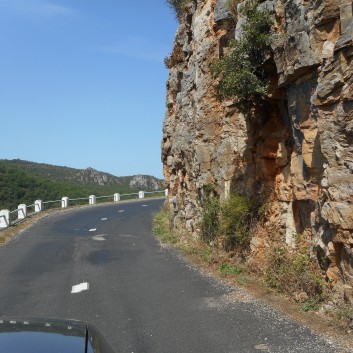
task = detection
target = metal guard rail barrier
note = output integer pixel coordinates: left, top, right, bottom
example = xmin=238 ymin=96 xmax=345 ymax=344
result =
xmin=0 ymin=189 xmax=168 ymax=230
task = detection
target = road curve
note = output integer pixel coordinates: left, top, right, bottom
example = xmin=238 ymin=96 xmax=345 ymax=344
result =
xmin=0 ymin=199 xmax=341 ymax=353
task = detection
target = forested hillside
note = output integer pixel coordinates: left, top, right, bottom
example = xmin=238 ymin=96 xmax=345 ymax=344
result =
xmin=0 ymin=160 xmax=164 ymax=210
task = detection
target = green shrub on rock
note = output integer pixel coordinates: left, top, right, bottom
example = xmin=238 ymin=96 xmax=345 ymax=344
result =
xmin=199 ymin=187 xmax=267 ymax=251
xmin=212 ymin=0 xmax=273 ymax=109
xmin=199 ymin=189 xmax=220 ymax=244
xmin=219 ymin=193 xmax=254 ymax=249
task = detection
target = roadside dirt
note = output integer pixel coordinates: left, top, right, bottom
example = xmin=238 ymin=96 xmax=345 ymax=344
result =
xmin=176 ymin=248 xmax=353 ymax=353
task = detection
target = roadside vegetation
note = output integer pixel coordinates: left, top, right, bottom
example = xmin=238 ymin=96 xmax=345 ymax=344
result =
xmin=153 ymin=192 xmax=353 ymax=330
xmin=211 ymin=0 xmax=273 ymax=111
xmin=199 ymin=187 xmax=268 ymax=252
xmin=264 ymin=245 xmax=325 ymax=310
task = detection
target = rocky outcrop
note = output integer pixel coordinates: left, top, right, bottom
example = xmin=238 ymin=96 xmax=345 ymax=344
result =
xmin=78 ymin=169 xmax=163 ymax=190
xmin=77 ymin=168 xmax=109 ymax=185
xmin=129 ymin=175 xmax=162 ymax=190
xmin=162 ymin=0 xmax=353 ymax=302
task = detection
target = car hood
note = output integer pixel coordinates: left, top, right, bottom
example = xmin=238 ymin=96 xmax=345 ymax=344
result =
xmin=0 ymin=318 xmax=115 ymax=353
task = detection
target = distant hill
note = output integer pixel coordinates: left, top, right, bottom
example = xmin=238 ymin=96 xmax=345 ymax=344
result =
xmin=0 ymin=159 xmax=165 ymax=210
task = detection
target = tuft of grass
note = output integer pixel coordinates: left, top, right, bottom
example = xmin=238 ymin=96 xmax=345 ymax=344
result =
xmin=264 ymin=245 xmax=325 ymax=304
xmin=219 ymin=262 xmax=242 ymax=276
xmin=236 ymin=274 xmax=251 ymax=285
xmin=200 ymin=246 xmax=213 ymax=263
xmin=179 ymin=242 xmax=198 ymax=255
xmin=153 ymin=206 xmax=179 ymax=244
xmin=199 ymin=186 xmax=220 ymax=244
xmin=300 ymin=297 xmax=322 ymax=312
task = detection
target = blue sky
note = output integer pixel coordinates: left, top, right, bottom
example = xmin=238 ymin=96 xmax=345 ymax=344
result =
xmin=0 ymin=0 xmax=178 ymax=178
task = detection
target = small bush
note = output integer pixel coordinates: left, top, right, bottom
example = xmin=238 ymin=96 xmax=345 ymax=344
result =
xmin=153 ymin=205 xmax=179 ymax=244
xmin=212 ymin=0 xmax=273 ymax=110
xmin=199 ymin=187 xmax=220 ymax=244
xmin=264 ymin=246 xmax=325 ymax=303
xmin=199 ymin=187 xmax=267 ymax=251
xmin=219 ymin=193 xmax=254 ymax=249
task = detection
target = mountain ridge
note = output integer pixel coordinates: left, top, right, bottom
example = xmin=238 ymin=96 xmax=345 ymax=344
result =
xmin=0 ymin=159 xmax=164 ymax=189
xmin=0 ymin=159 xmax=164 ymax=210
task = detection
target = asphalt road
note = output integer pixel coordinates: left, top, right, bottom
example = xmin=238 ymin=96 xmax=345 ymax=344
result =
xmin=0 ymin=199 xmax=342 ymax=352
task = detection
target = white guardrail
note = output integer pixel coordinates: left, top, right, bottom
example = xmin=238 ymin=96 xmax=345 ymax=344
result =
xmin=0 ymin=189 xmax=168 ymax=230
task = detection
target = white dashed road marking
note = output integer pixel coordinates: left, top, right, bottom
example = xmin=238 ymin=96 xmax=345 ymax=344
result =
xmin=101 ymin=218 xmax=108 ymax=221
xmin=92 ymin=235 xmax=106 ymax=241
xmin=118 ymin=210 xmax=125 ymax=213
xmin=89 ymin=228 xmax=97 ymax=232
xmin=71 ymin=282 xmax=89 ymax=294
xmin=141 ymin=205 xmax=148 ymax=207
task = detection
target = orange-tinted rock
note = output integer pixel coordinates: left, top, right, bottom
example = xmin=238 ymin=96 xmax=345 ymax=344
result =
xmin=162 ymin=0 xmax=353 ymax=303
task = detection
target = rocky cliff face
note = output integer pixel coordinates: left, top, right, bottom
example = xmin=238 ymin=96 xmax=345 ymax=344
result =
xmin=162 ymin=0 xmax=353 ymax=302
xmin=129 ymin=175 xmax=162 ymax=190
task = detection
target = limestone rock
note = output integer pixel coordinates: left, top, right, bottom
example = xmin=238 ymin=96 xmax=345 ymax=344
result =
xmin=214 ymin=0 xmax=232 ymax=23
xmin=129 ymin=175 xmax=162 ymax=191
xmin=162 ymin=0 xmax=353 ymax=304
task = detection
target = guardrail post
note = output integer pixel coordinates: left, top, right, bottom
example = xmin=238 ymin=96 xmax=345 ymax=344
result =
xmin=138 ymin=191 xmax=145 ymax=199
xmin=18 ymin=204 xmax=27 ymax=220
xmin=61 ymin=197 xmax=69 ymax=208
xmin=35 ymin=200 xmax=43 ymax=212
xmin=89 ymin=195 xmax=96 ymax=205
xmin=114 ymin=193 xmax=121 ymax=202
xmin=0 ymin=210 xmax=10 ymax=228
xmin=165 ymin=189 xmax=169 ymax=197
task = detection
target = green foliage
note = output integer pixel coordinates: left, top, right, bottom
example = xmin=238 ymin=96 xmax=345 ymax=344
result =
xmin=199 ymin=187 xmax=267 ymax=251
xmin=153 ymin=205 xmax=179 ymax=244
xmin=0 ymin=159 xmax=163 ymax=188
xmin=219 ymin=262 xmax=242 ymax=276
xmin=200 ymin=246 xmax=212 ymax=263
xmin=300 ymin=297 xmax=321 ymax=312
xmin=264 ymin=246 xmax=325 ymax=303
xmin=0 ymin=160 xmax=162 ymax=210
xmin=219 ymin=193 xmax=254 ymax=249
xmin=212 ymin=0 xmax=273 ymax=109
xmin=199 ymin=186 xmax=220 ymax=243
